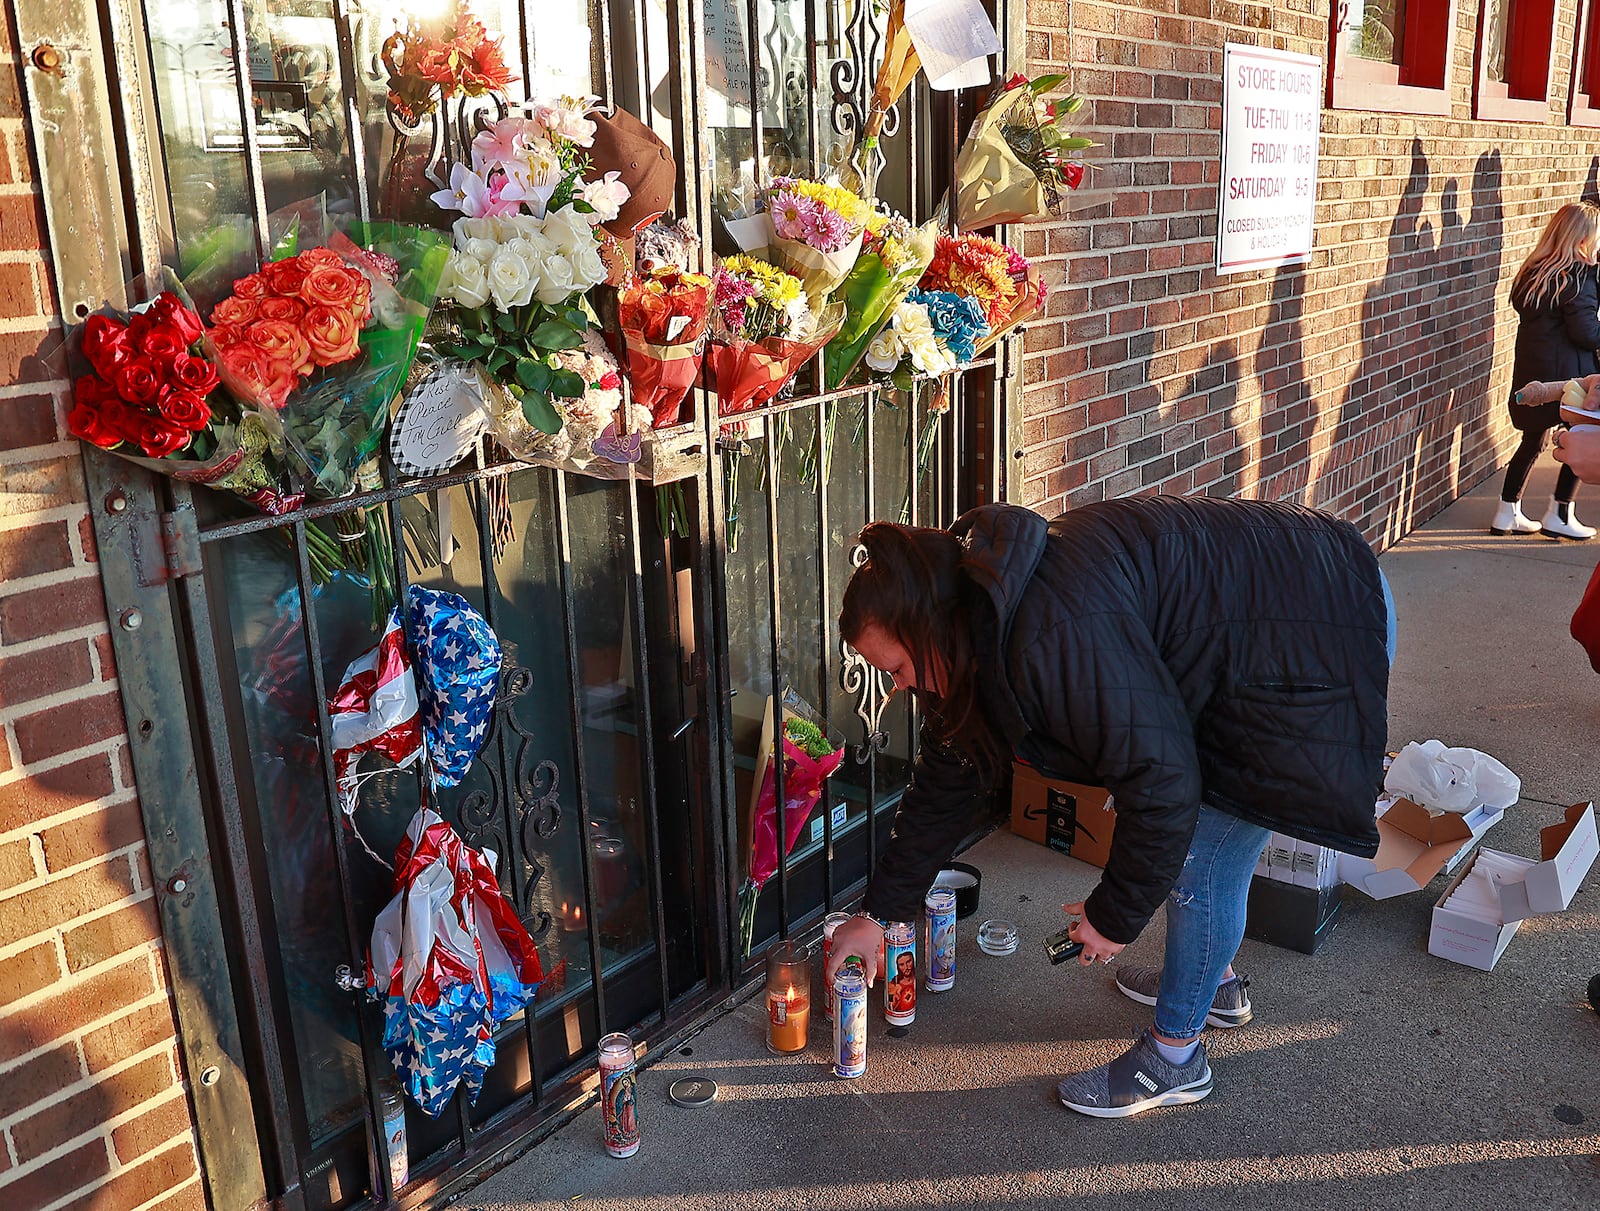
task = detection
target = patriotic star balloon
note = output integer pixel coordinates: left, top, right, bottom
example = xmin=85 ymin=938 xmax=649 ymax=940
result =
xmin=327 ymin=609 xmax=422 ymax=813
xmin=405 ymin=585 xmax=502 ymax=789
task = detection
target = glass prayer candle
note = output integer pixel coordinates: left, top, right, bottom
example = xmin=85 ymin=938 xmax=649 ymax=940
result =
xmin=764 ymin=940 xmax=811 ymax=1053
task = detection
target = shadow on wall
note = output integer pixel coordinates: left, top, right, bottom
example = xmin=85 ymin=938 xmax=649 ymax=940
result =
xmin=1284 ymin=138 xmax=1507 ymax=539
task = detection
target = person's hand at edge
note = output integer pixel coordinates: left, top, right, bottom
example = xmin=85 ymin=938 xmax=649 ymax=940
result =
xmin=1063 ymin=900 xmax=1126 ymax=968
xmin=823 ymin=915 xmax=886 ymax=988
xmin=1554 ymin=424 xmax=1600 ymax=483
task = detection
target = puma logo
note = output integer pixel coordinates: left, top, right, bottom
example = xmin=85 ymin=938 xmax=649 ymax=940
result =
xmin=1133 ymin=1070 xmax=1159 ymax=1093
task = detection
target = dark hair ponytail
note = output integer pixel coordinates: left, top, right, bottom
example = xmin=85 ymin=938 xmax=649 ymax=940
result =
xmin=840 ymin=522 xmax=1002 ymax=773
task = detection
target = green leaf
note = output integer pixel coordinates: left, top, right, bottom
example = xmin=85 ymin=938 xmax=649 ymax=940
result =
xmin=515 ymin=358 xmax=552 ymax=392
xmin=487 ymin=349 xmax=513 ymax=373
xmin=528 ymin=320 xmax=584 ymax=351
xmin=519 ymin=390 xmax=563 ymax=434
xmin=1028 ymin=73 xmax=1071 ymax=95
xmin=495 ymin=311 xmax=517 ymax=333
xmin=548 ymin=369 xmax=586 ymax=399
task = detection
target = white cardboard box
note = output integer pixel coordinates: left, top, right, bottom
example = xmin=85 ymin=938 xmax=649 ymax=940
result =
xmin=1340 ymin=798 xmax=1505 ymax=899
xmin=1427 ymin=803 xmax=1598 ymax=971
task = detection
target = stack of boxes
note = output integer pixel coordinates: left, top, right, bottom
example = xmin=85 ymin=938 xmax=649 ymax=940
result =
xmin=1246 ymin=833 xmax=1343 ymax=955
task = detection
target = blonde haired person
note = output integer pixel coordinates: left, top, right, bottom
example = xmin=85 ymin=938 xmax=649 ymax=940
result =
xmin=1498 ymin=200 xmax=1600 ymax=539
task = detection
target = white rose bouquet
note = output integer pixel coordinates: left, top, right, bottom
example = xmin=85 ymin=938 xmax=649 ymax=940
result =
xmin=430 ymin=101 xmax=628 ymax=434
xmin=863 ymin=297 xmax=960 ymax=385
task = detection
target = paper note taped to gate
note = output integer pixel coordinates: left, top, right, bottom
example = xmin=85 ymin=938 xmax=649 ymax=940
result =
xmin=904 ymin=0 xmax=1000 ymax=91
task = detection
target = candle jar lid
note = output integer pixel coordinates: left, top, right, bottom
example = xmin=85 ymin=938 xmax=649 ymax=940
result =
xmin=977 ymin=919 xmax=1019 ymax=956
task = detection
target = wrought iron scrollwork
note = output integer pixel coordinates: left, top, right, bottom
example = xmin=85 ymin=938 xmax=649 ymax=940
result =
xmin=454 ymin=662 xmax=562 ymax=940
xmin=839 ymin=543 xmax=893 ymax=763
xmin=829 ymin=0 xmax=901 ymax=143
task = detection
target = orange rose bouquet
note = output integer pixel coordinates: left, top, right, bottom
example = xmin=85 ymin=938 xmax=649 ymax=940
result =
xmin=206 ymin=221 xmax=450 ymax=498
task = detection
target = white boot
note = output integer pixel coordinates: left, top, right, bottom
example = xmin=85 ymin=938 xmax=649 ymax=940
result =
xmin=1540 ymin=498 xmax=1597 ymax=540
xmin=1490 ymin=500 xmax=1540 ymax=535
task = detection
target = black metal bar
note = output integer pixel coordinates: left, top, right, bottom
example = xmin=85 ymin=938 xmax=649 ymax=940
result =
xmin=328 ymin=0 xmax=372 ymax=225
xmin=746 ymin=0 xmax=765 ymax=178
xmin=289 ymin=521 xmax=400 ymax=1202
xmin=597 ymin=0 xmax=617 ymax=107
xmin=814 ymin=401 xmax=836 ymax=912
xmin=620 ymin=469 xmax=674 ymax=1021
xmin=861 ymin=394 xmax=878 ymax=875
xmin=761 ymin=424 xmax=789 ymax=939
xmin=168 ymin=487 xmax=306 ymax=1206
xmin=551 ymin=473 xmax=608 ymax=1036
xmin=222 ymin=0 xmax=270 ymax=253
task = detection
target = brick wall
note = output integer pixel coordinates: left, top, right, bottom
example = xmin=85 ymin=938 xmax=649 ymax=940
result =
xmin=1018 ymin=0 xmax=1595 ymax=546
xmin=0 ymin=16 xmax=202 ymax=1211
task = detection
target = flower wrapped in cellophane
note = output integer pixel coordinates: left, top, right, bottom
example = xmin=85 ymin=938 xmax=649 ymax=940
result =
xmin=822 ymin=210 xmax=938 ymax=389
xmin=955 ymin=73 xmax=1097 ymax=230
xmin=918 ymin=232 xmax=1046 ymax=357
xmin=727 ymin=177 xmax=873 ymax=302
xmin=616 ymin=268 xmax=714 ymax=429
xmin=205 ymin=222 xmax=451 ymax=499
xmin=708 ymin=255 xmax=846 ymax=418
xmin=862 ymin=287 xmax=991 ymax=387
xmin=66 ymin=281 xmax=302 ymax=514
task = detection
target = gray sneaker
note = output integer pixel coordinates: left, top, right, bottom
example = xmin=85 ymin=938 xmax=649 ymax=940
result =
xmin=1057 ymin=1030 xmax=1213 ymax=1117
xmin=1113 ymin=965 xmax=1253 ymax=1028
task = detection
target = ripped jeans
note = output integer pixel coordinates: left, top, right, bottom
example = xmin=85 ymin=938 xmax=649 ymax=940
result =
xmin=1153 ymin=805 xmax=1272 ymax=1040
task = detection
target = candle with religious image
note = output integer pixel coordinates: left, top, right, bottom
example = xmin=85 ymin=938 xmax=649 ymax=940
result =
xmin=820 ymin=911 xmax=852 ymax=1021
xmin=598 ymin=1032 xmax=640 ymax=1158
xmin=883 ymin=921 xmax=916 ymax=1026
xmin=925 ymin=888 xmax=956 ymax=991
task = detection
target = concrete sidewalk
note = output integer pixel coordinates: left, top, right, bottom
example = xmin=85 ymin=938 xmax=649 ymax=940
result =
xmin=464 ymin=465 xmax=1600 ymax=1211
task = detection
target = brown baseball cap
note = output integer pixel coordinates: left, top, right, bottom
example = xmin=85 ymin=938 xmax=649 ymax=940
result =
xmin=587 ymin=107 xmax=676 ymax=238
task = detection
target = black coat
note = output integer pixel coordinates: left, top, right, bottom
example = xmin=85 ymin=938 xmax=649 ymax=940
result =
xmin=1508 ymin=264 xmax=1600 ymax=433
xmin=861 ymin=497 xmax=1389 ymax=945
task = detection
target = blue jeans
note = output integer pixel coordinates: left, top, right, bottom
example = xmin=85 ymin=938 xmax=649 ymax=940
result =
xmin=1154 ymin=806 xmax=1271 ymax=1040
xmin=1154 ymin=571 xmax=1395 ymax=1040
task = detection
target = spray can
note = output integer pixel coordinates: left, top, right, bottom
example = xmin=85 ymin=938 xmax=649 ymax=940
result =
xmin=883 ymin=921 xmax=916 ymax=1026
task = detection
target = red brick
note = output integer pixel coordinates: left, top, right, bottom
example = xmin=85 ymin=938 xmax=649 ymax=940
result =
xmin=62 ymin=896 xmax=160 ymax=972
xmin=0 ymin=260 xmax=39 ymax=319
xmin=0 ymin=134 xmax=12 ymax=186
xmin=0 ymin=940 xmax=63 ymax=1007
xmin=0 ymin=638 xmax=95 ymax=705
xmin=111 ymin=1096 xmax=193 ymax=1165
xmin=2 ymin=958 xmax=155 ymax=1067
xmin=13 ymin=690 xmax=127 ymax=764
xmin=79 ymin=513 xmax=99 ymax=562
xmin=0 ymin=518 xmax=73 ymax=580
xmin=40 ymin=797 xmax=146 ymax=872
xmin=0 ymin=1042 xmax=83 ymax=1119
xmin=0 ymin=835 xmax=37 ymax=890
xmin=0 ymin=1141 xmax=110 ymax=1211
xmin=0 ymin=751 xmax=116 ymax=832
xmin=82 ymin=1001 xmax=176 ymax=1073
xmin=0 ymin=192 xmax=45 ymax=253
xmin=0 ymin=392 xmax=60 ymax=451
xmin=151 ymin=1181 xmax=207 ymax=1211
xmin=60 ymin=1142 xmax=196 ymax=1211
xmin=0 ymin=327 xmax=58 ymax=383
xmin=13 ymin=1052 xmax=173 ymax=1163
xmin=94 ymin=632 xmax=117 ymax=680
xmin=0 ymin=859 xmax=137 ymax=949
xmin=0 ymin=575 xmax=107 ymax=643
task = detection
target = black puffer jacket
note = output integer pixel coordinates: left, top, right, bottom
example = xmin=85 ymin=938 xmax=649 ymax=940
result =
xmin=861 ymin=497 xmax=1389 ymax=945
xmin=1508 ymin=264 xmax=1600 ymax=433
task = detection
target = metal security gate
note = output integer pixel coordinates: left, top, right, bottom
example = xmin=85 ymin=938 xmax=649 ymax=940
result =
xmin=18 ymin=0 xmax=1022 ymax=1207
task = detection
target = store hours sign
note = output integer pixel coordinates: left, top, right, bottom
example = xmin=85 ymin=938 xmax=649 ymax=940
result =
xmin=1215 ymin=44 xmax=1322 ymax=275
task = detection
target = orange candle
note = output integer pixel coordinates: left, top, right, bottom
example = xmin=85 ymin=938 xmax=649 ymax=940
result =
xmin=764 ymin=940 xmax=811 ymax=1053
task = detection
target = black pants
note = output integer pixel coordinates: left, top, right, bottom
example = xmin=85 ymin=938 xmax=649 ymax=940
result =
xmin=1502 ymin=425 xmax=1580 ymax=503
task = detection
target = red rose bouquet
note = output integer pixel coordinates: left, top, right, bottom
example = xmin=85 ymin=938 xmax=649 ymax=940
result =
xmin=616 ymin=269 xmax=713 ymax=428
xmin=67 ymin=288 xmax=301 ymax=514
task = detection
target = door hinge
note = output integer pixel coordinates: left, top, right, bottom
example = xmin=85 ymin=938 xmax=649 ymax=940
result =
xmin=132 ymin=506 xmax=203 ymax=586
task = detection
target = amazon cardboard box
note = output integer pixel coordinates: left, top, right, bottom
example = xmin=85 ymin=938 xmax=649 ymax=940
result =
xmin=1428 ymin=803 xmax=1598 ymax=971
xmin=1009 ymin=763 xmax=1116 ymax=868
xmin=1339 ymin=797 xmax=1505 ymax=900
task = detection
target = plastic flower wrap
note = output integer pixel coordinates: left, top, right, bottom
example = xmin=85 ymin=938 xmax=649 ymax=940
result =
xmin=955 ymin=73 xmax=1097 ymax=230
xmin=726 ymin=177 xmax=873 ymax=301
xmin=822 ymin=210 xmax=938 ymax=389
xmin=918 ymin=232 xmax=1046 ymax=356
xmin=736 ymin=689 xmax=845 ymax=956
xmin=708 ymin=255 xmax=846 ymax=417
xmin=66 ymin=282 xmax=301 ymax=514
xmin=207 ymin=224 xmax=451 ymax=499
xmin=616 ymin=268 xmax=713 ymax=429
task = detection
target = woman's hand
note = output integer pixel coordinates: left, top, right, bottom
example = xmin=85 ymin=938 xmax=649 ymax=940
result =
xmin=1063 ymin=900 xmax=1126 ymax=968
xmin=1554 ymin=425 xmax=1600 ymax=483
xmin=823 ymin=915 xmax=886 ymax=987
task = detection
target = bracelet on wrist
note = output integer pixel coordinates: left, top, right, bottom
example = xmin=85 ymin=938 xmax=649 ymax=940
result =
xmin=854 ymin=911 xmax=889 ymax=931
